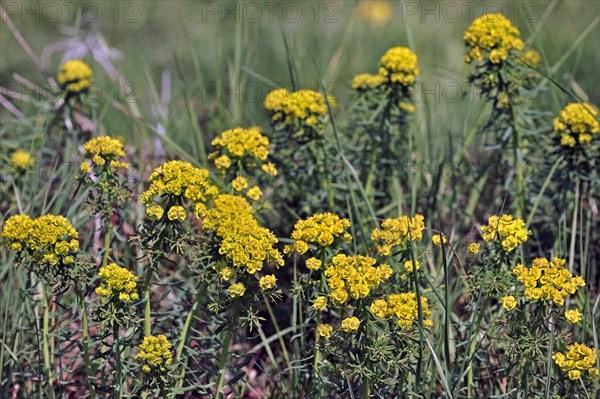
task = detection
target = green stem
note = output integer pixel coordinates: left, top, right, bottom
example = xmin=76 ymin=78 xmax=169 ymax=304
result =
xmin=143 ymin=266 xmax=153 ymax=336
xmin=77 ymin=287 xmax=97 ymax=399
xmin=216 ymin=303 xmax=241 ymax=398
xmin=510 ymin=103 xmax=525 ymax=218
xmin=42 ymin=284 xmax=56 ymax=399
xmin=175 ymin=287 xmax=205 ymax=388
xmin=113 ymin=323 xmax=123 ymax=399
xmin=102 ymin=224 xmax=111 ymax=268
xmin=568 ymin=180 xmax=579 ymax=273
xmin=264 ymin=298 xmax=291 ymax=368
xmin=215 ymin=328 xmax=233 ymax=399
xmin=545 ymin=316 xmax=554 ymax=399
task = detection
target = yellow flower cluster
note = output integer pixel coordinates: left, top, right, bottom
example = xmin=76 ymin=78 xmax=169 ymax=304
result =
xmin=517 ymin=49 xmax=541 ymax=67
xmin=135 ymin=334 xmax=173 ymax=373
xmin=501 ymin=295 xmax=517 ymax=311
xmin=95 ymin=263 xmax=139 ymax=302
xmin=553 ymin=343 xmax=599 ymax=381
xmin=341 ymin=317 xmax=361 ymax=332
xmin=565 ymin=309 xmax=582 ymax=324
xmin=324 ymin=254 xmax=393 ymax=304
xmin=317 ymin=323 xmax=333 ymax=339
xmin=57 ymin=59 xmax=93 ymax=93
xmin=378 ymin=47 xmax=420 ymax=86
xmin=352 ymin=73 xmax=386 ymax=91
xmin=141 ymin=161 xmax=218 ymax=221
xmin=228 ymin=282 xmax=246 ymax=298
xmin=259 ymin=274 xmax=277 ymax=291
xmin=552 ymin=103 xmax=599 ymax=147
xmin=312 ymin=296 xmax=328 ymax=311
xmin=11 ymin=150 xmax=34 ymax=171
xmin=513 ymin=257 xmax=586 ymax=306
xmin=463 ymin=13 xmax=524 ymax=64
xmin=209 ymin=127 xmax=276 ymax=173
xmin=2 ymin=214 xmax=79 ymax=265
xmin=480 ymin=214 xmax=529 ymax=253
xmin=370 ymin=292 xmax=433 ymax=328
xmin=286 ymin=213 xmax=352 ymax=255
xmin=371 ymin=214 xmax=425 ymax=256
xmin=432 ymin=234 xmax=447 ymax=247
xmin=263 ymin=88 xmax=331 ymax=128
xmin=203 ymin=194 xmax=284 ymax=274
xmin=467 ymin=242 xmax=480 ymax=255
xmin=81 ymin=136 xmax=129 ymax=170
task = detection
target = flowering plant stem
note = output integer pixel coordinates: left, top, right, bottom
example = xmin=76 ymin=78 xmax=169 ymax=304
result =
xmin=175 ymin=284 xmax=206 ymax=388
xmin=510 ymin=103 xmax=526 ymax=219
xmin=143 ymin=266 xmax=153 ymax=336
xmin=41 ymin=283 xmax=56 ymax=399
xmin=215 ymin=304 xmax=240 ymax=399
xmin=545 ymin=316 xmax=554 ymax=398
xmin=76 ymin=286 xmax=97 ymax=399
xmin=113 ymin=323 xmax=123 ymax=399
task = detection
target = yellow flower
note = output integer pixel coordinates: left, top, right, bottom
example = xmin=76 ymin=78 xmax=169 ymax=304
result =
xmin=167 ymin=206 xmax=187 ymax=221
xmin=211 ymin=127 xmax=271 ymax=161
xmin=80 ymin=162 xmax=91 ymax=173
xmin=398 ymin=102 xmax=416 ymax=114
xmin=341 ymin=317 xmax=361 ymax=333
xmin=371 ymin=214 xmax=424 ymax=255
xmin=2 ymin=214 xmax=79 ymax=266
xmin=513 ymin=257 xmax=585 ymax=305
xmin=553 ymin=103 xmax=599 ymax=147
xmin=263 ymin=88 xmax=331 ymax=132
xmin=553 ymin=343 xmax=597 ymax=381
xmin=312 ymin=296 xmax=328 ymax=311
xmin=317 ymin=323 xmax=333 ymax=339
xmin=57 ymin=59 xmax=93 ymax=93
xmin=142 ymin=160 xmax=218 ymax=208
xmin=568 ymin=370 xmax=581 ymax=380
xmin=501 ymin=295 xmax=517 ymax=311
xmin=259 ymin=274 xmax=277 ymax=291
xmin=95 ymin=263 xmax=139 ymax=302
xmin=228 ymin=282 xmax=246 ymax=298
xmin=464 ymin=14 xmax=524 ymax=65
xmin=219 ymin=266 xmax=234 ymax=281
xmin=565 ymin=309 xmax=582 ymax=324
xmin=135 ymin=335 xmax=172 ymax=373
xmin=83 ymin=136 xmax=126 ymax=167
xmin=480 ymin=214 xmax=529 ymax=252
xmin=467 ymin=242 xmax=480 ymax=255
xmin=403 ymin=259 xmax=420 ymax=273
xmin=289 ymin=213 xmax=352 ymax=254
xmin=324 ymin=254 xmax=392 ymax=303
xmin=146 ymin=205 xmax=164 ymax=220
xmin=378 ymin=47 xmax=420 ymax=87
xmin=370 ymin=299 xmax=388 ymax=319
xmin=262 ymin=162 xmax=278 ymax=176
xmin=372 ymin=292 xmax=433 ymax=328
xmin=11 ymin=150 xmax=34 ymax=171
xmin=432 ymin=234 xmax=447 ymax=247
xmin=352 ymin=73 xmax=386 ymax=91
xmin=203 ymin=194 xmax=284 ymax=275
xmin=306 ymin=258 xmax=322 ymax=271
xmin=231 ymin=176 xmax=249 ymax=192
xmin=517 ymin=49 xmax=541 ymax=67
xmin=214 ymin=155 xmax=232 ymax=172
xmin=246 ymin=186 xmax=262 ymax=201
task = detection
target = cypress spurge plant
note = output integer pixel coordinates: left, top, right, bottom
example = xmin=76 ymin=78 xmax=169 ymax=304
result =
xmin=464 ymin=13 xmax=543 ymax=218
